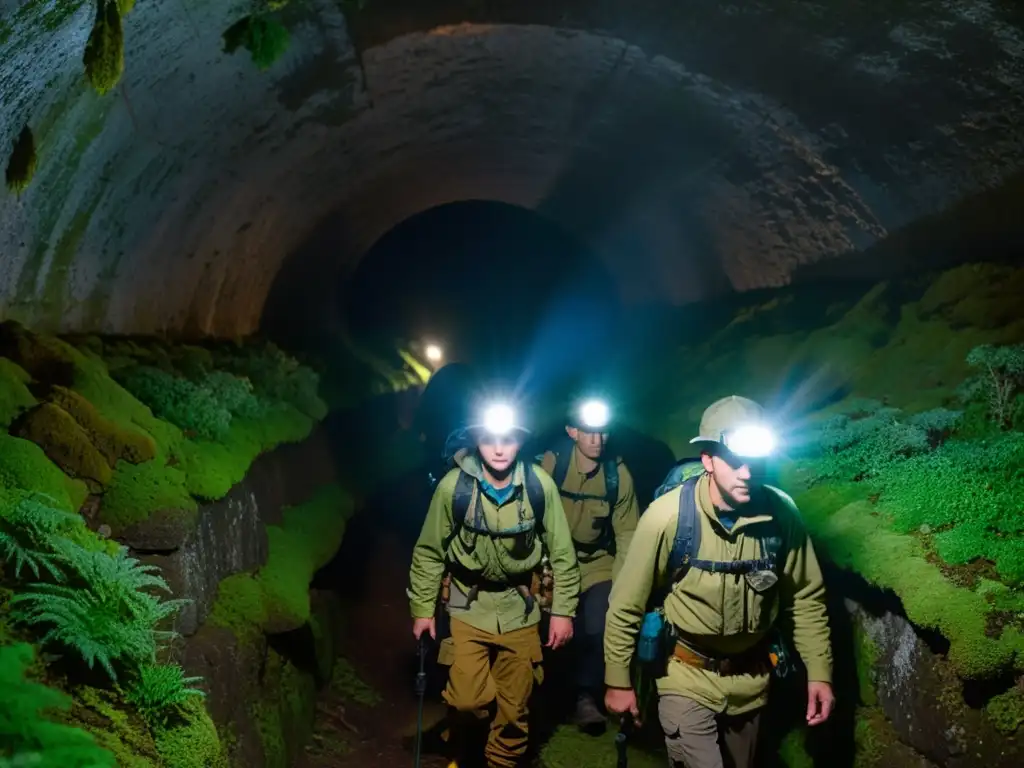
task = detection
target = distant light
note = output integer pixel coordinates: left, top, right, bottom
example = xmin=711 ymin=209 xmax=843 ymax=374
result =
xmin=482 ymin=402 xmax=516 ymax=436
xmin=424 ymin=344 xmax=443 ymax=363
xmin=579 ymin=399 xmax=610 ymax=430
xmin=724 ymin=424 xmax=777 ymax=458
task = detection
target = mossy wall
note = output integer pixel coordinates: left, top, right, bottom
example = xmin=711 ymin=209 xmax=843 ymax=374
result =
xmin=0 ymin=319 xmax=358 ymax=767
xmin=617 ymin=261 xmax=1024 ymax=764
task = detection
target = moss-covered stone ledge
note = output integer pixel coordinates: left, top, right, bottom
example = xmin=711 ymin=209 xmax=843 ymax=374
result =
xmin=181 ymin=485 xmax=354 ymax=766
xmin=0 ymin=320 xmax=352 ymax=767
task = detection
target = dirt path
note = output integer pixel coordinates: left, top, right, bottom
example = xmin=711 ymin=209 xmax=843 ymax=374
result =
xmin=301 ymin=523 xmax=451 ymax=768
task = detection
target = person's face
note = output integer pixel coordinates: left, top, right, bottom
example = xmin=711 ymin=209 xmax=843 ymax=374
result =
xmin=477 ymin=435 xmax=521 ymax=474
xmin=566 ymin=425 xmax=608 ymax=460
xmin=701 ymin=448 xmax=767 ymax=506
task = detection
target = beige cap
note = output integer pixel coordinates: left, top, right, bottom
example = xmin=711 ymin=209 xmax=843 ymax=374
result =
xmin=689 ymin=395 xmax=765 ymax=446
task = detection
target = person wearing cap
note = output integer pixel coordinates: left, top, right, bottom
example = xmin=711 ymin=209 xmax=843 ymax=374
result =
xmin=539 ymin=397 xmax=640 ymax=733
xmin=603 ymin=396 xmax=834 ymax=768
xmin=408 ymin=401 xmax=581 ymax=768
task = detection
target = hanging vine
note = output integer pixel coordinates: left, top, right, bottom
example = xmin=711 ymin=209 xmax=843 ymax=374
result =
xmin=5 ymin=125 xmax=37 ymax=196
xmin=83 ymin=0 xmax=125 ymax=95
xmin=222 ymin=12 xmax=291 ymax=71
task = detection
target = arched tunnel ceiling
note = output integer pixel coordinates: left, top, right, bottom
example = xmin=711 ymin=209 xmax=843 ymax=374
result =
xmin=1 ymin=0 xmax=1022 ymax=337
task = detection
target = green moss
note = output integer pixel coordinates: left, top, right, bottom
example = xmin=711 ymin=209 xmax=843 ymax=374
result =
xmin=70 ymin=686 xmax=160 ymax=767
xmin=539 ymin=724 xmax=665 ymax=768
xmin=14 ymin=0 xmax=90 ymax=32
xmin=100 ymin=459 xmax=196 ymax=534
xmin=916 ymin=263 xmax=1024 ymax=331
xmin=250 ymin=647 xmax=317 ymax=768
xmin=328 ymin=655 xmax=380 ymax=706
xmin=985 ymin=685 xmax=1024 ymax=734
xmin=42 ymin=196 xmax=103 ymax=326
xmin=852 ymin=620 xmax=879 ymax=707
xmin=0 ymin=433 xmax=80 ymax=511
xmin=0 ymin=322 xmax=181 ymax=461
xmin=0 ymin=357 xmax=37 ymax=427
xmin=976 ymin=579 xmax=1024 ymax=613
xmin=47 ymin=385 xmax=157 ymax=465
xmin=0 ymin=643 xmax=116 ymax=767
xmin=259 ymin=485 xmax=354 ymax=632
xmin=10 ymin=90 xmax=112 ymax=315
xmin=84 ymin=0 xmax=124 ymax=95
xmin=14 ymin=402 xmax=113 ymax=490
xmin=777 ymin=727 xmax=814 ymax=768
xmin=207 ymin=572 xmax=267 ymax=649
xmin=208 ymin=485 xmax=353 ymax=650
xmin=152 ymin=697 xmax=229 ymax=768
xmin=175 ymin=406 xmax=313 ymax=501
xmin=795 ymin=493 xmax=1021 ymax=678
xmin=5 ymin=124 xmax=37 ymax=195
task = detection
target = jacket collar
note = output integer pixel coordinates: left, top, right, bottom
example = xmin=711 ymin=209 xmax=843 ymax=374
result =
xmin=695 ymin=472 xmax=774 ymax=535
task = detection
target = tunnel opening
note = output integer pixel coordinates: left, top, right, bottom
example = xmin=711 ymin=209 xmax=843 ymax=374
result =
xmin=344 ymin=199 xmax=624 ymax=395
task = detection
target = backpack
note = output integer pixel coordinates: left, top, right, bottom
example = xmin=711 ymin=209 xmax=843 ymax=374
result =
xmin=652 ymin=461 xmax=784 ymax=583
xmin=440 ymin=462 xmax=548 ymax=556
xmin=545 ymin=437 xmax=620 ymax=556
xmin=637 ymin=463 xmax=793 ymax=678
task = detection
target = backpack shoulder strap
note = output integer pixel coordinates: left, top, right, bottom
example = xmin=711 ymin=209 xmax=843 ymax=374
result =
xmin=525 ymin=464 xmax=546 ymax=530
xmin=759 ymin=485 xmax=794 ymax=564
xmin=443 ymin=470 xmax=476 ymax=554
xmin=604 ymin=458 xmax=620 ymax=506
xmin=667 ymin=476 xmax=701 ymax=576
xmin=551 ymin=447 xmax=571 ymax=489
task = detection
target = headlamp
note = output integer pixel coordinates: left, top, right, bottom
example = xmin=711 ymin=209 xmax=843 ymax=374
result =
xmin=722 ymin=424 xmax=777 ymax=459
xmin=424 ymin=344 xmax=443 ymax=363
xmin=481 ymin=402 xmax=516 ymax=436
xmin=577 ymin=398 xmax=610 ymax=431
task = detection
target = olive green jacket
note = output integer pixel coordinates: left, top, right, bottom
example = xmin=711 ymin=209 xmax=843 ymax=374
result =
xmin=604 ymin=473 xmax=832 ymax=715
xmin=407 ymin=452 xmax=581 ymax=635
xmin=540 ymin=449 xmax=640 ymax=593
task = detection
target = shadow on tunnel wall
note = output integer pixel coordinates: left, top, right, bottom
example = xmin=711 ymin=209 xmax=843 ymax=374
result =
xmin=790 ymin=168 xmax=1024 ymax=287
xmin=537 ymin=49 xmax=738 ymax=305
xmin=260 ymin=214 xmax=350 ymax=352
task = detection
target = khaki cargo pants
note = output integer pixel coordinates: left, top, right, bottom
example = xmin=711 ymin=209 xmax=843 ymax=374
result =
xmin=659 ymin=695 xmax=760 ymax=768
xmin=439 ymin=618 xmax=543 ymax=768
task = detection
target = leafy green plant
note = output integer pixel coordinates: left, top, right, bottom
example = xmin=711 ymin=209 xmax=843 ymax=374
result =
xmin=222 ymin=14 xmax=291 ymax=71
xmin=201 ymin=370 xmax=263 ymax=418
xmin=114 ymin=365 xmax=232 ymax=440
xmin=126 ymin=663 xmax=206 ymax=726
xmin=11 ymin=544 xmax=188 ymax=681
xmin=804 ymin=406 xmax=930 ymax=481
xmin=0 ymin=492 xmax=83 ymax=580
xmin=212 ymin=341 xmax=326 ymax=419
xmin=962 ymin=344 xmax=1024 ymax=428
xmin=0 ymin=643 xmax=116 ymax=767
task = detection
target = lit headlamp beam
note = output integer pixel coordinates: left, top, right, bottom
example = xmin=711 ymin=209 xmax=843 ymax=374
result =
xmin=578 ymin=398 xmax=610 ymax=430
xmin=482 ymin=402 xmax=516 ymax=436
xmin=722 ymin=424 xmax=777 ymax=459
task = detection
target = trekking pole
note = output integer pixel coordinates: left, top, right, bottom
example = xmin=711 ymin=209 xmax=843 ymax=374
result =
xmin=413 ymin=634 xmax=429 ymax=768
xmin=615 ymin=713 xmax=634 ymax=768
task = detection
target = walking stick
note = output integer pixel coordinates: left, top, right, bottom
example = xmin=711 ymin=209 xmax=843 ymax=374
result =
xmin=615 ymin=713 xmax=634 ymax=768
xmin=414 ymin=634 xmax=429 ymax=768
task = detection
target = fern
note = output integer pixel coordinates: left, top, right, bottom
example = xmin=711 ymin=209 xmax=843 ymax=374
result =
xmin=0 ymin=492 xmax=83 ymax=581
xmin=11 ymin=545 xmax=188 ymax=681
xmin=126 ymin=662 xmax=206 ymax=726
xmin=0 ymin=643 xmax=116 ymax=767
